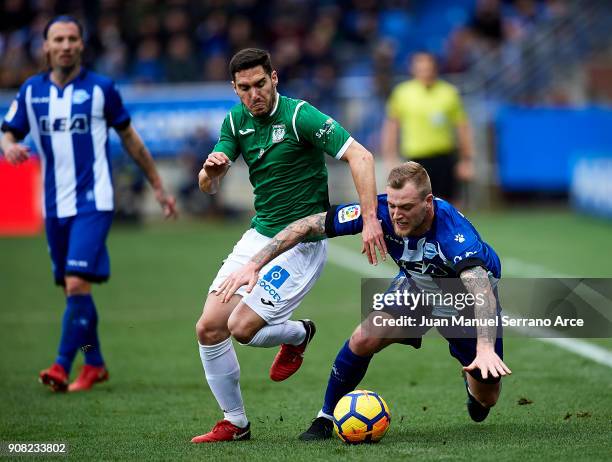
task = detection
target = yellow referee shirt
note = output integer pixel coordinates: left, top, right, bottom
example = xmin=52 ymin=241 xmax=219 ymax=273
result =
xmin=386 ymin=79 xmax=466 ymax=159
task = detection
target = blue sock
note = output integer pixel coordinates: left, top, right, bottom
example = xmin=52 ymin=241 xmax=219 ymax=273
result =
xmin=321 ymin=340 xmax=372 ymax=416
xmin=82 ymin=296 xmax=104 ymax=367
xmin=55 ymin=294 xmax=104 ymax=372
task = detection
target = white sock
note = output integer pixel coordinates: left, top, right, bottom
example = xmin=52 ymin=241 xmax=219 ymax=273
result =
xmin=246 ymin=320 xmax=306 ymax=347
xmin=198 ymin=338 xmax=248 ymax=428
xmin=317 ymin=409 xmax=333 ymax=421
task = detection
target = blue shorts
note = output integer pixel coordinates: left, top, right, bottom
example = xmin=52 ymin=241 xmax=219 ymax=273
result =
xmin=45 ymin=212 xmax=113 ymax=286
xmin=383 ymin=275 xmax=504 ymax=384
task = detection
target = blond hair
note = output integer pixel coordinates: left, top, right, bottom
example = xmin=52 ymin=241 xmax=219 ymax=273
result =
xmin=387 ymin=161 xmax=432 ymax=198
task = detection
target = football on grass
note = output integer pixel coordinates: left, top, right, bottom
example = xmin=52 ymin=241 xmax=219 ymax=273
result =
xmin=332 ymin=390 xmax=391 ymax=444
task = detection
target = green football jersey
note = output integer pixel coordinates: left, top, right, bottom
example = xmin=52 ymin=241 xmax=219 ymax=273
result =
xmin=214 ymin=94 xmax=353 ymax=238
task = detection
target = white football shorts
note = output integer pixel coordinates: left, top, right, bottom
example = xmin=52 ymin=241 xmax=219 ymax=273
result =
xmin=209 ymin=228 xmax=328 ymax=324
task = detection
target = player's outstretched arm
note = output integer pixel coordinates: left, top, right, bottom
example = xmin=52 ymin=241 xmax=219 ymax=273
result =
xmin=218 ymin=212 xmax=327 ymax=302
xmin=1 ymin=131 xmax=30 ymax=165
xmin=460 ymin=266 xmax=512 ymax=380
xmin=198 ymin=152 xmax=230 ymax=194
xmin=117 ymin=124 xmax=177 ymax=218
xmin=340 ymin=140 xmax=387 ymax=265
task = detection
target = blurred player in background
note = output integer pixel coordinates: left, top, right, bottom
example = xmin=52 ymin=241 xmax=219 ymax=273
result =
xmin=381 ymin=52 xmax=475 ymax=203
xmin=0 ymin=16 xmax=176 ymax=392
xmin=192 ymin=48 xmax=386 ymax=443
xmin=219 ymin=161 xmax=511 ymax=440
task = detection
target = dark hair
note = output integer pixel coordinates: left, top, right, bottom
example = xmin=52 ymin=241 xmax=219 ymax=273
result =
xmin=387 ymin=161 xmax=432 ymax=198
xmin=229 ymin=48 xmax=272 ymax=79
xmin=43 ymin=15 xmax=84 ymax=39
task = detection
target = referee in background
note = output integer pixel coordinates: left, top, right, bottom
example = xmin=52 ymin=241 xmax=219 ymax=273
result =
xmin=381 ymin=52 xmax=475 ymax=204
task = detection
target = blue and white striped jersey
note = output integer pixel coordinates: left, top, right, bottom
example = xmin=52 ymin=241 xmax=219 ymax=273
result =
xmin=1 ymin=68 xmax=130 ymax=218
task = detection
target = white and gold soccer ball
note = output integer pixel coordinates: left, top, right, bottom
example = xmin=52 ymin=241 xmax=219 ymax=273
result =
xmin=332 ymin=390 xmax=391 ymax=444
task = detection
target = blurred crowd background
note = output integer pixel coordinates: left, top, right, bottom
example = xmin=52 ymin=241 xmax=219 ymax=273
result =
xmin=3 ymin=0 xmax=611 ymax=104
xmin=1 ymin=0 xmax=612 ymax=225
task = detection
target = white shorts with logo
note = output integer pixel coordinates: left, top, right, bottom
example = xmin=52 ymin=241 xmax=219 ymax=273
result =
xmin=209 ymin=228 xmax=328 ymax=325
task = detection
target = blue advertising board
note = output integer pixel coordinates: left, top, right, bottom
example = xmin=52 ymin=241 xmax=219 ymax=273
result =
xmin=496 ymin=107 xmax=612 ymax=192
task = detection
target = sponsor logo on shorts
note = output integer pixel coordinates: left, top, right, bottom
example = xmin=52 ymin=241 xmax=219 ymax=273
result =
xmin=338 ymin=204 xmax=361 ymax=223
xmin=258 ymin=281 xmax=282 ymax=302
xmin=260 ymin=298 xmax=275 ymax=307
xmin=67 ymin=259 xmax=88 ymax=268
xmin=263 ymin=265 xmax=290 ymax=288
xmin=258 ymin=265 xmax=290 ymax=303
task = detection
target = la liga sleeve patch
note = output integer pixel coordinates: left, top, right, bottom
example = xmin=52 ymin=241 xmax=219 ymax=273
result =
xmin=338 ymin=204 xmax=361 ymax=223
xmin=4 ymin=100 xmax=18 ymax=123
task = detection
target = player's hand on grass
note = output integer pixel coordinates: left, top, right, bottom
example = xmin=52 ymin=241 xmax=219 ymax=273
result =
xmin=463 ymin=348 xmax=512 ymax=380
xmin=4 ymin=143 xmax=30 ymax=165
xmin=204 ymin=152 xmax=230 ymax=178
xmin=154 ymin=187 xmax=178 ymax=219
xmin=361 ymin=216 xmax=387 ymax=265
xmin=218 ymin=261 xmax=260 ymax=303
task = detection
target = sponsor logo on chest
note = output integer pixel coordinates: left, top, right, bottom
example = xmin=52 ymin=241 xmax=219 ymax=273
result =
xmin=39 ymin=115 xmax=89 ymax=134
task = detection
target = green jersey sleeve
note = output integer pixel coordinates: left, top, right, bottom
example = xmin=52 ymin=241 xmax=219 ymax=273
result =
xmin=294 ymin=102 xmax=353 ymax=159
xmin=212 ymin=112 xmax=240 ymax=161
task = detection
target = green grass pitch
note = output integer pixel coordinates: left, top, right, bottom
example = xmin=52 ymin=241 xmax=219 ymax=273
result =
xmin=0 ymin=210 xmax=611 ymax=461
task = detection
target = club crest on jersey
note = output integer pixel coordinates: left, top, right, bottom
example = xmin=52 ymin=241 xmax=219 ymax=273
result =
xmin=72 ymin=89 xmax=90 ymax=104
xmin=272 ymin=124 xmax=286 ymax=143
xmin=424 ymin=242 xmax=438 ymax=259
xmin=338 ymin=204 xmax=361 ymax=223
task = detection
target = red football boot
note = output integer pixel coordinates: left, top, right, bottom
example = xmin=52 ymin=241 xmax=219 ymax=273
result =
xmin=39 ymin=363 xmax=69 ymax=392
xmin=269 ymin=319 xmax=316 ymax=382
xmin=191 ymin=420 xmax=251 ymax=443
xmin=68 ymin=365 xmax=109 ymax=392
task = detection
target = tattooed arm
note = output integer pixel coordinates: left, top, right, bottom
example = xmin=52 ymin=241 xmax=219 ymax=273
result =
xmin=117 ymin=124 xmax=177 ymax=218
xmin=217 ymin=212 xmax=327 ymax=302
xmin=460 ymin=266 xmax=512 ymax=380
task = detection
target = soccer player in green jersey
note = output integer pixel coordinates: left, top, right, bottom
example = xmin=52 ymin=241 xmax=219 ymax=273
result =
xmin=191 ymin=48 xmax=387 ymax=443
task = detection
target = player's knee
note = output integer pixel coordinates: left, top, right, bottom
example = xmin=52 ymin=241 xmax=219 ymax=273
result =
xmin=64 ymin=276 xmax=90 ymax=296
xmin=349 ymin=330 xmax=383 ymax=356
xmin=227 ymin=317 xmax=257 ymax=344
xmin=196 ymin=316 xmax=229 ymax=345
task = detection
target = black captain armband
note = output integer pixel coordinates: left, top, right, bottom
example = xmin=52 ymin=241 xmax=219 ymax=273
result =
xmin=455 ymin=258 xmax=488 ymax=274
xmin=324 ymin=205 xmax=340 ymax=238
